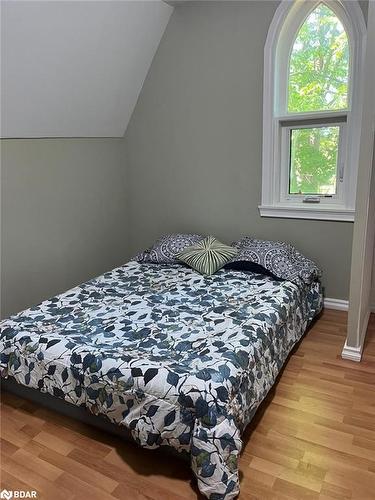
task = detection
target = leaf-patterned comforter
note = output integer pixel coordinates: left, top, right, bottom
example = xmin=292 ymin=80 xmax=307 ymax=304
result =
xmin=0 ymin=261 xmax=322 ymax=499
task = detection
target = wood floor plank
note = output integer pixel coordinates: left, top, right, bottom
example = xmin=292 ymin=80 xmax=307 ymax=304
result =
xmin=2 ymin=454 xmax=73 ymax=500
xmin=11 ymin=448 xmax=63 ymax=482
xmin=68 ymin=447 xmax=193 ymax=499
xmin=54 ymin=471 xmax=116 ymax=500
xmin=0 ymin=437 xmax=19 ymax=457
xmin=33 ymin=430 xmax=76 ymax=456
xmin=1 ymin=310 xmax=375 ymax=499
xmin=38 ymin=447 xmax=119 ymax=493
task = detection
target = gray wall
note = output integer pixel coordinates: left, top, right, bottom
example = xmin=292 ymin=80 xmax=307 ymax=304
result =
xmin=1 ymin=139 xmax=129 ymax=318
xmin=124 ymin=0 xmax=354 ymax=300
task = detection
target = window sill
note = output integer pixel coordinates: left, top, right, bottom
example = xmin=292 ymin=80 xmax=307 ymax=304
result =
xmin=258 ymin=204 xmax=355 ymax=222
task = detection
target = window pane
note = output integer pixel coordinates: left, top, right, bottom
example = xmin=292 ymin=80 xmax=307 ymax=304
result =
xmin=289 ymin=126 xmax=339 ymax=195
xmin=288 ymin=4 xmax=349 ymax=113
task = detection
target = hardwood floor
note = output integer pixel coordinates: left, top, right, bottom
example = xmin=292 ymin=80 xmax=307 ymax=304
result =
xmin=1 ymin=310 xmax=375 ymax=499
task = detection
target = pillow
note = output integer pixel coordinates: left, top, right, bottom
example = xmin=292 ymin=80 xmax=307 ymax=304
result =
xmin=224 ymin=258 xmax=283 ymax=281
xmin=135 ymin=233 xmax=204 ymax=264
xmin=177 ymin=236 xmax=238 ymax=276
xmin=133 ymin=247 xmax=151 ymax=263
xmin=230 ymin=237 xmax=321 ymax=285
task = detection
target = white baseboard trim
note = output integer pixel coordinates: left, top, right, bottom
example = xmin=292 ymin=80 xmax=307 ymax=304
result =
xmin=341 ymin=309 xmax=370 ymax=363
xmin=324 ymin=297 xmax=349 ymax=311
xmin=341 ymin=341 xmax=363 ymax=362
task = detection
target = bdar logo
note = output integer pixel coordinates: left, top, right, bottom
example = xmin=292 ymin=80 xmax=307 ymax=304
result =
xmin=0 ymin=492 xmax=36 ymax=499
xmin=0 ymin=491 xmax=13 ymax=500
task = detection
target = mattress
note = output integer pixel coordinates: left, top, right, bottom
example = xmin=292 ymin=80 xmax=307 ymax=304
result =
xmin=0 ymin=261 xmax=322 ymax=499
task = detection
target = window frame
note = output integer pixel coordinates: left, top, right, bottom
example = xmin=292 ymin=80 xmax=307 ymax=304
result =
xmin=260 ymin=0 xmax=366 ymax=222
xmin=279 ymin=121 xmax=346 ymax=203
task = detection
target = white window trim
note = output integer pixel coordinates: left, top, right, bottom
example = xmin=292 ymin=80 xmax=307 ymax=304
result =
xmin=279 ymin=121 xmax=347 ymax=204
xmin=260 ymin=0 xmax=367 ymax=222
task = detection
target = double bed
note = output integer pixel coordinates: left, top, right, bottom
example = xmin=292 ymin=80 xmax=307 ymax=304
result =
xmin=1 ymin=257 xmax=322 ymax=499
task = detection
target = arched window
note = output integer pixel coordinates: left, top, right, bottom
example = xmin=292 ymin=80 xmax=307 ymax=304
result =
xmin=260 ymin=1 xmax=366 ymax=221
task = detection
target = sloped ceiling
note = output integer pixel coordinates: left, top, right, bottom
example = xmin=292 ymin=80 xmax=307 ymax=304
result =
xmin=1 ymin=1 xmax=173 ymax=138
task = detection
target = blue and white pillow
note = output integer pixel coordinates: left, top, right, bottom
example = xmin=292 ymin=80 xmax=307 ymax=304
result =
xmin=229 ymin=237 xmax=321 ymax=285
xmin=135 ymin=233 xmax=205 ymax=264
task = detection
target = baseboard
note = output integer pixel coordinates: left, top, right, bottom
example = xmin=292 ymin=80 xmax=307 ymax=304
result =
xmin=324 ymin=297 xmax=349 ymax=311
xmin=341 ymin=309 xmax=371 ymax=362
xmin=341 ymin=341 xmax=363 ymax=362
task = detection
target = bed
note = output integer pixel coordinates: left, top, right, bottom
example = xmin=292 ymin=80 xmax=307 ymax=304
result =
xmin=0 ymin=259 xmax=322 ymax=499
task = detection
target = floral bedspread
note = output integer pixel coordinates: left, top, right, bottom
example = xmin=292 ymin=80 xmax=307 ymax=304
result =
xmin=0 ymin=261 xmax=322 ymax=499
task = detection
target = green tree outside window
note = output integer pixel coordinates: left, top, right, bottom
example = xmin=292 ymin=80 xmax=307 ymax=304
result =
xmin=287 ymin=4 xmax=349 ymax=195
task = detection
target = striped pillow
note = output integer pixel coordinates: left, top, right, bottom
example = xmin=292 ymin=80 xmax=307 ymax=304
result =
xmin=177 ymin=236 xmax=238 ymax=275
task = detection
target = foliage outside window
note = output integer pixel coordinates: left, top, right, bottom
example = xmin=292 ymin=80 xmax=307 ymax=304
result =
xmin=288 ymin=4 xmax=349 ymax=113
xmin=289 ymin=125 xmax=339 ymax=195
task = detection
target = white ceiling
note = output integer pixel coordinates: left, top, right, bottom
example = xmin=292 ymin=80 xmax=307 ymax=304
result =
xmin=1 ymin=1 xmax=173 ymax=138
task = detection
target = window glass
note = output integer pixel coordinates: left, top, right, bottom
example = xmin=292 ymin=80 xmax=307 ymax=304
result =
xmin=289 ymin=125 xmax=340 ymax=195
xmin=288 ymin=4 xmax=349 ymax=113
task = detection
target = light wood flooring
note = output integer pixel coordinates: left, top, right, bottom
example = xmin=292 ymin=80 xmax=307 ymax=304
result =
xmin=1 ymin=310 xmax=375 ymax=499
